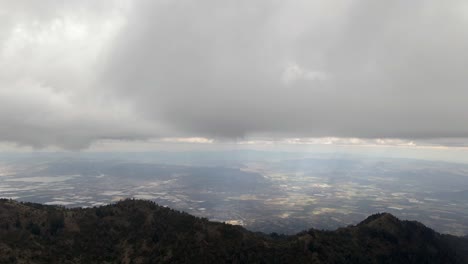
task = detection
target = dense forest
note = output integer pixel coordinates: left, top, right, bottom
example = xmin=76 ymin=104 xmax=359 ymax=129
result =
xmin=0 ymin=199 xmax=466 ymax=263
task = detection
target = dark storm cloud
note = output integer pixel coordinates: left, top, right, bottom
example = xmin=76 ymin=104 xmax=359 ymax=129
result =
xmin=104 ymin=0 xmax=468 ymax=139
xmin=1 ymin=0 xmax=468 ymax=148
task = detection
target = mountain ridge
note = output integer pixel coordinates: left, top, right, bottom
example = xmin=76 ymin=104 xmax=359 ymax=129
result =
xmin=0 ymin=199 xmax=466 ymax=263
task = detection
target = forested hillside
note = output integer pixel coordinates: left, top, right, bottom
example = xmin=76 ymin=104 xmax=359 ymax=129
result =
xmin=0 ymin=199 xmax=466 ymax=264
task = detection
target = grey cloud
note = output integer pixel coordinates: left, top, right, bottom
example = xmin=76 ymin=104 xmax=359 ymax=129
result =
xmin=103 ymin=0 xmax=468 ymax=140
xmin=0 ymin=80 xmax=158 ymax=149
xmin=0 ymin=0 xmax=157 ymax=149
xmin=2 ymin=0 xmax=468 ymax=149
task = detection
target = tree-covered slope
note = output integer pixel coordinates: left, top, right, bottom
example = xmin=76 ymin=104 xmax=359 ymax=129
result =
xmin=0 ymin=199 xmax=466 ymax=264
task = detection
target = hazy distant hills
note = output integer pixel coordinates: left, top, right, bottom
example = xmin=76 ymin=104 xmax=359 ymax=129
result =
xmin=0 ymin=199 xmax=467 ymax=264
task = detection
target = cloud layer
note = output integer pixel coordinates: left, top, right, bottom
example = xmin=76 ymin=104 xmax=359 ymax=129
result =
xmin=2 ymin=0 xmax=468 ymax=148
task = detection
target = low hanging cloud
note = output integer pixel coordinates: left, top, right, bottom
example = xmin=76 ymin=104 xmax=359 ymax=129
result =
xmin=2 ymin=0 xmax=468 ymax=149
xmin=282 ymin=63 xmax=330 ymax=85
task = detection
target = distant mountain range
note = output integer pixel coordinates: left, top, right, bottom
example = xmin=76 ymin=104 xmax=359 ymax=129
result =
xmin=0 ymin=199 xmax=466 ymax=263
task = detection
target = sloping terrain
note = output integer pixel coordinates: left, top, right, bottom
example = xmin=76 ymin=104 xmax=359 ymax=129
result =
xmin=0 ymin=199 xmax=466 ymax=263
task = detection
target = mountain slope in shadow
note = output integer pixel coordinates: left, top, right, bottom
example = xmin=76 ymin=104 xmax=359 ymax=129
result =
xmin=0 ymin=199 xmax=466 ymax=264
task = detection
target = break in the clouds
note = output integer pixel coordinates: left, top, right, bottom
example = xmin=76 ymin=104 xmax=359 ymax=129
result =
xmin=1 ymin=0 xmax=468 ymax=149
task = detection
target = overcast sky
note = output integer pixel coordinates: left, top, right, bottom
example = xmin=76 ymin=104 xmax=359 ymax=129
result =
xmin=1 ymin=0 xmax=468 ymax=150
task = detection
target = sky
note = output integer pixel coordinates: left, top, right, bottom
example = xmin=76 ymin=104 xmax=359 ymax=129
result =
xmin=1 ymin=0 xmax=468 ymax=152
